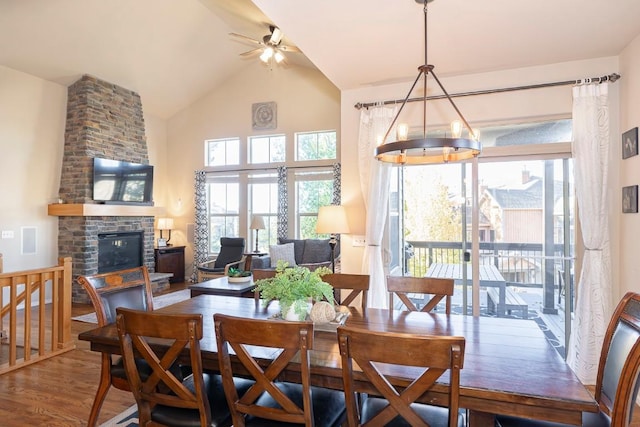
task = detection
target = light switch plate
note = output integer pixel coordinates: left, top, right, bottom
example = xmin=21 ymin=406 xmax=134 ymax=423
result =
xmin=352 ymin=235 xmax=366 ymax=247
xmin=1 ymin=230 xmax=14 ymax=239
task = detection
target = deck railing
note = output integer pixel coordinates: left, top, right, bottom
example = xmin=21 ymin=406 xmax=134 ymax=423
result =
xmin=0 ymin=257 xmax=75 ymax=375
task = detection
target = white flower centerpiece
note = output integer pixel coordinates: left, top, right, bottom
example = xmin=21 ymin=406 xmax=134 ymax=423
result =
xmin=254 ymin=260 xmax=334 ymax=321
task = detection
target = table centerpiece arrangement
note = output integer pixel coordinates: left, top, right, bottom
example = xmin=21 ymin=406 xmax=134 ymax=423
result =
xmin=254 ymin=260 xmax=334 ymax=321
xmin=227 ymin=267 xmax=252 ymax=283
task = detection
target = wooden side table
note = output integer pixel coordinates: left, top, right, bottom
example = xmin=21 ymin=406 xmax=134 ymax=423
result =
xmin=243 ymin=252 xmax=268 ymax=271
xmin=154 ymin=246 xmax=185 ymax=283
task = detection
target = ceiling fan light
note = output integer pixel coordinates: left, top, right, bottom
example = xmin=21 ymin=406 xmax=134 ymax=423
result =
xmin=274 ymin=50 xmax=285 ymax=63
xmin=260 ymin=47 xmax=274 ymax=63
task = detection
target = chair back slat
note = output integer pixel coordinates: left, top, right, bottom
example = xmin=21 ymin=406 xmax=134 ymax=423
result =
xmin=338 ymin=326 xmax=464 ymax=427
xmin=387 ymin=276 xmax=454 ymax=314
xmin=323 ymin=273 xmax=369 ymax=310
xmin=214 ymin=314 xmax=315 ymax=426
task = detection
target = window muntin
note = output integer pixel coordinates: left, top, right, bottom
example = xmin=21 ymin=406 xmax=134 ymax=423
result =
xmin=296 ymin=130 xmax=337 ymax=161
xmin=205 ymin=138 xmax=240 ymax=167
xmin=249 ymin=135 xmax=286 ymax=164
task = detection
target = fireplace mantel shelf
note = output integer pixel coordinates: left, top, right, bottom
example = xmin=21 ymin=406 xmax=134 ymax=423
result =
xmin=48 ymin=203 xmax=165 ymax=217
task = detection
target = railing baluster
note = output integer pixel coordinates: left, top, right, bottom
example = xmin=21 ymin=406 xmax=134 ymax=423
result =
xmin=0 ymin=257 xmax=74 ymax=374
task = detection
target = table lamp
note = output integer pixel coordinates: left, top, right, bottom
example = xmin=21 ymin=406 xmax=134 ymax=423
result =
xmin=316 ymin=205 xmax=350 ymax=273
xmin=157 ymin=217 xmax=174 ymax=244
xmin=250 ymin=215 xmax=266 ymax=253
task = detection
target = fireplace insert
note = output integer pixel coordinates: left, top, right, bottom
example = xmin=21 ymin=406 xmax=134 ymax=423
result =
xmin=98 ymin=231 xmax=143 ymax=274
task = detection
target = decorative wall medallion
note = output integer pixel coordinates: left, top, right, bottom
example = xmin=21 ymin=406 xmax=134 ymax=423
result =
xmin=252 ymin=102 xmax=277 ymax=130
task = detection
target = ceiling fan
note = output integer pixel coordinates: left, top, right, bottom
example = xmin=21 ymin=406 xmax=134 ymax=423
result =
xmin=229 ymin=25 xmax=301 ymax=65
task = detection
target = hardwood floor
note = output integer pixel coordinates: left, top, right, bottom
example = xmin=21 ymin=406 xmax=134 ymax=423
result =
xmin=1 ymin=281 xmax=639 ymax=426
xmin=0 ymin=282 xmax=188 ymax=427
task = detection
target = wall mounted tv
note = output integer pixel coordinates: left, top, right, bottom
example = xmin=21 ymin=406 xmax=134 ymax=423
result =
xmin=93 ymin=158 xmax=154 ymax=205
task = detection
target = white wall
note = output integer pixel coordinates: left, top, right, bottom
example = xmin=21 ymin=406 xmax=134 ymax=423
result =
xmin=0 ymin=66 xmax=169 ymax=274
xmin=0 ymin=66 xmax=66 ymax=271
xmin=166 ymin=62 xmax=340 ymax=277
xmin=618 ymin=34 xmax=640 ymax=298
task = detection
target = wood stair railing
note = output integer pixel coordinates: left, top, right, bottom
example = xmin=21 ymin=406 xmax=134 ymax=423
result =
xmin=0 ymin=256 xmax=75 ymax=375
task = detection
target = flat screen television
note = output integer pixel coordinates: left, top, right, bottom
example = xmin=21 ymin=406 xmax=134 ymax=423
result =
xmin=93 ymin=158 xmax=154 ymax=205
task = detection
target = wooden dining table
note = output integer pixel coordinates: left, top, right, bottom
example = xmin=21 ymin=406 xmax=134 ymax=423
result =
xmin=78 ymin=294 xmax=597 ymax=426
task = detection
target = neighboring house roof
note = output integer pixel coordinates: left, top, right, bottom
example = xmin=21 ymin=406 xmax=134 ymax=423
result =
xmin=485 ymin=176 xmax=564 ymax=210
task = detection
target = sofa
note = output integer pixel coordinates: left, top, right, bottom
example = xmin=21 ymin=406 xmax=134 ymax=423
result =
xmin=251 ymin=238 xmax=340 ymax=271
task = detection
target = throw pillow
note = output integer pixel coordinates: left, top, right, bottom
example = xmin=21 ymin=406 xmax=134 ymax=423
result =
xmin=269 ymin=243 xmax=297 ymax=268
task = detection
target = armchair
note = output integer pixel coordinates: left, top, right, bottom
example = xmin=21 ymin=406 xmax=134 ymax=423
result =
xmin=197 ymin=237 xmax=246 ymax=282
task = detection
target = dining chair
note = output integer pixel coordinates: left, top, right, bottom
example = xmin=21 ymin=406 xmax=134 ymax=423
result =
xmin=213 ymin=314 xmax=347 ymax=427
xmin=197 ymin=237 xmax=246 ymax=282
xmin=116 ymin=307 xmax=252 ymax=427
xmin=78 ymin=266 xmax=155 ymax=427
xmin=387 ymin=276 xmax=455 ymax=314
xmin=337 ymin=325 xmax=466 ymax=427
xmin=322 ymin=273 xmax=370 ymax=310
xmin=251 ymin=268 xmax=278 ymax=302
xmin=496 ymin=291 xmax=640 ymax=427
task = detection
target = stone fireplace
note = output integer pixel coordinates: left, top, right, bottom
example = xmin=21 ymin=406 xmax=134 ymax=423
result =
xmin=54 ymin=75 xmax=163 ymax=303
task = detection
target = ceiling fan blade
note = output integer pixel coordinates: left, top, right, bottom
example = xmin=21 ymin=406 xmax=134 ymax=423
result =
xmin=279 ymin=45 xmax=301 ymax=53
xmin=240 ymin=48 xmax=262 ymax=57
xmin=229 ymin=32 xmax=262 ymax=46
xmin=270 ymin=27 xmax=283 ymax=45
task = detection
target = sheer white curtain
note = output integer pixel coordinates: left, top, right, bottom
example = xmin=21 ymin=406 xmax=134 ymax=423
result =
xmin=358 ymin=105 xmax=398 ymax=308
xmin=567 ymin=82 xmax=613 ymax=384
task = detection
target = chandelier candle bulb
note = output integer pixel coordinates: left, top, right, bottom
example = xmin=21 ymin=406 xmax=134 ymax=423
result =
xmin=451 ymin=120 xmax=463 ymax=138
xmin=397 ymin=123 xmax=409 ymax=141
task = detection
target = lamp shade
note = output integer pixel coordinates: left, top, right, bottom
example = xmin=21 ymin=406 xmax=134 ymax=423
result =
xmin=250 ymin=215 xmax=266 ymax=230
xmin=316 ymin=205 xmax=350 ymax=234
xmin=157 ymin=218 xmax=174 ymax=230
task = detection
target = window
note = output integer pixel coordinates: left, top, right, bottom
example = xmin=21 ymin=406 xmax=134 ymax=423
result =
xmin=249 ymin=174 xmax=278 ymax=250
xmin=205 ymin=138 xmax=240 ymax=167
xmin=203 ymin=130 xmax=339 ymax=254
xmin=296 ymin=131 xmax=337 ymax=161
xmin=206 ymin=177 xmax=239 ymax=253
xmin=249 ymin=135 xmax=286 ymax=164
xmin=294 ymin=169 xmax=334 ymax=239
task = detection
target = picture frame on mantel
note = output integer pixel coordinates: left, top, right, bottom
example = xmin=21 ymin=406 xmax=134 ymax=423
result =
xmin=622 ymin=127 xmax=638 ymax=159
xmin=622 ymin=185 xmax=638 ymax=213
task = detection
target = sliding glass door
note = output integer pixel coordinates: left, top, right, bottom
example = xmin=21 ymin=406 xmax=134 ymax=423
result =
xmin=390 ymin=119 xmax=575 ymax=356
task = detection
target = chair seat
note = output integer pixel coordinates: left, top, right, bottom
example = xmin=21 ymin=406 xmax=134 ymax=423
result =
xmin=244 ymin=382 xmax=346 ymax=427
xmin=496 ymin=411 xmax=610 ymax=427
xmin=362 ymin=396 xmax=465 ymax=427
xmin=151 ymin=373 xmax=255 ymax=427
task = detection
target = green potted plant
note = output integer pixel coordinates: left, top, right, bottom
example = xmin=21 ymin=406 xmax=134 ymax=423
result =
xmin=227 ymin=267 xmax=252 ymax=283
xmin=254 ymin=260 xmax=334 ymax=321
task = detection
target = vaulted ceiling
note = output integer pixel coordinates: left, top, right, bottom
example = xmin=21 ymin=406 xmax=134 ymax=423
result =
xmin=1 ymin=0 xmax=638 ymax=119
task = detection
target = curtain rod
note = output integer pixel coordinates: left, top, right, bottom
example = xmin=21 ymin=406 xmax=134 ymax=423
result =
xmin=354 ymin=72 xmax=620 ymax=110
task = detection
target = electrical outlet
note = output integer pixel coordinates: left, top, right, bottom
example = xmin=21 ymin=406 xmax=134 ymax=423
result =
xmin=352 ymin=235 xmax=366 ymax=247
xmin=1 ymin=230 xmax=14 ymax=239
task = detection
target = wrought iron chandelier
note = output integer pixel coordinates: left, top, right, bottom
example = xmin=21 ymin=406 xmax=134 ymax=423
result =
xmin=375 ymin=0 xmax=482 ymax=165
